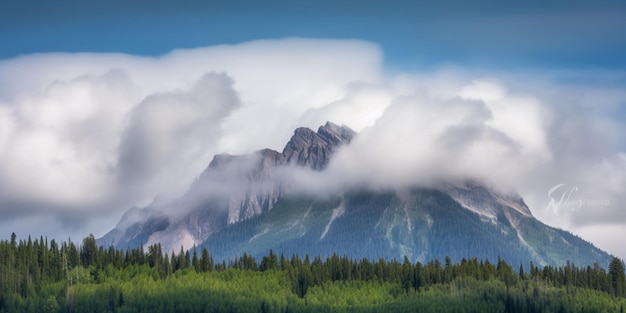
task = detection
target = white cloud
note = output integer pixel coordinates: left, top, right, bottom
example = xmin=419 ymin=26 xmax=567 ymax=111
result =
xmin=285 ymin=71 xmax=626 ymax=261
xmin=319 ymin=81 xmax=550 ymax=191
xmin=117 ymin=73 xmax=240 ymax=203
xmin=0 ymin=38 xmax=383 ymax=238
xmin=0 ymin=38 xmax=624 ymax=261
xmin=297 ymin=83 xmax=394 ymax=132
xmin=459 ymin=79 xmax=507 ymax=101
xmin=0 ymin=69 xmax=140 ymax=208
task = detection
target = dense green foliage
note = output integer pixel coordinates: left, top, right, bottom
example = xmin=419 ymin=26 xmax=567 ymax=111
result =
xmin=1 ymin=233 xmax=625 ymax=312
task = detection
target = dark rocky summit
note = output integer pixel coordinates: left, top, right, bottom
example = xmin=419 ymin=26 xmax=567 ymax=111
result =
xmin=282 ymin=122 xmax=356 ymax=170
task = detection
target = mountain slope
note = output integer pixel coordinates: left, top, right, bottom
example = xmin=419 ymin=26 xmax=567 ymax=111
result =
xmin=99 ymin=122 xmax=612 ymax=268
xmin=201 ymin=187 xmax=609 ymax=267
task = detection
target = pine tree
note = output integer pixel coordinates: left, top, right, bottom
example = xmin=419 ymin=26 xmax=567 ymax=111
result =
xmin=192 ymin=248 xmax=200 ymax=272
xmin=609 ymin=257 xmax=626 ymax=297
xmin=80 ymin=234 xmax=98 ymax=267
xmin=200 ymin=248 xmax=213 ymax=272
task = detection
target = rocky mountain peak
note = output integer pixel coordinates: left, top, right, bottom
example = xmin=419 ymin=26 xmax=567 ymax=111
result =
xmin=282 ymin=121 xmax=355 ymax=170
xmin=170 ymin=122 xmax=356 ymax=240
xmin=318 ymin=121 xmax=356 ymax=143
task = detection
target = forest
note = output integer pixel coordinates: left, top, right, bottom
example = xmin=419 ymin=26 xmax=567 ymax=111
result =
xmin=1 ymin=233 xmax=625 ymax=313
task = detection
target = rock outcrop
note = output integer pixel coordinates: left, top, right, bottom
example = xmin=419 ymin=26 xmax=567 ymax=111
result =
xmin=283 ymin=122 xmax=356 ymax=170
xmin=99 ymin=122 xmax=355 ymax=251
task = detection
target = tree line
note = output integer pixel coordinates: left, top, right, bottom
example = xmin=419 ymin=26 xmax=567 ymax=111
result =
xmin=1 ymin=232 xmax=625 ymax=312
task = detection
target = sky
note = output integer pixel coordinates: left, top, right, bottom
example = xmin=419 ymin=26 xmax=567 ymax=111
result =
xmin=1 ymin=1 xmax=625 ymax=260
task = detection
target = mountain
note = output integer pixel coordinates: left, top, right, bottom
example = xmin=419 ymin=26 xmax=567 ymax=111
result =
xmin=99 ymin=122 xmax=612 ymax=268
xmin=99 ymin=122 xmax=356 ymax=250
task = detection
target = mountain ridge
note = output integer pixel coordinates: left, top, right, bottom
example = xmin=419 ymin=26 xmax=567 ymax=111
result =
xmin=99 ymin=122 xmax=613 ymax=268
xmin=99 ymin=122 xmax=356 ymax=249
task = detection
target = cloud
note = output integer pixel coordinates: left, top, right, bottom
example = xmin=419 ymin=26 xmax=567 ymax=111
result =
xmin=0 ymin=69 xmax=139 ymax=210
xmin=280 ymin=73 xmax=626 ymax=260
xmin=0 ymin=38 xmax=383 ymax=240
xmin=0 ymin=38 xmax=625 ymax=260
xmin=296 ymin=79 xmax=550 ymax=193
xmin=297 ymin=82 xmax=394 ymax=132
xmin=117 ymin=73 xmax=240 ymax=203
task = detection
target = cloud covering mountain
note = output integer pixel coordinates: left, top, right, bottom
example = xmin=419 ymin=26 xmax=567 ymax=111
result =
xmin=0 ymin=38 xmax=624 ymax=259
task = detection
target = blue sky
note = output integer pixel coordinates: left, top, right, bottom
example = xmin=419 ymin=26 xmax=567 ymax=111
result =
xmin=2 ymin=0 xmax=626 ymax=70
xmin=1 ymin=1 xmax=626 ymax=259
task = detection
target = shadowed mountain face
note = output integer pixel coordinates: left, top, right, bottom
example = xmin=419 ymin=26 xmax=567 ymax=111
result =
xmin=99 ymin=122 xmax=612 ymax=268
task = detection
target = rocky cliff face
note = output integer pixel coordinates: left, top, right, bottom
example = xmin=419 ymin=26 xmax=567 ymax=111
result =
xmin=99 ymin=122 xmax=355 ymax=251
xmin=203 ymin=121 xmax=355 ymax=225
xmin=283 ymin=122 xmax=356 ymax=170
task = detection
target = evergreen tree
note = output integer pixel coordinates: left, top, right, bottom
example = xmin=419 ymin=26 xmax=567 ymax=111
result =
xmin=80 ymin=234 xmax=98 ymax=267
xmin=609 ymin=257 xmax=626 ymax=297
xmin=200 ymin=248 xmax=213 ymax=272
xmin=192 ymin=248 xmax=200 ymax=272
xmin=2 ymin=232 xmax=626 ymax=313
